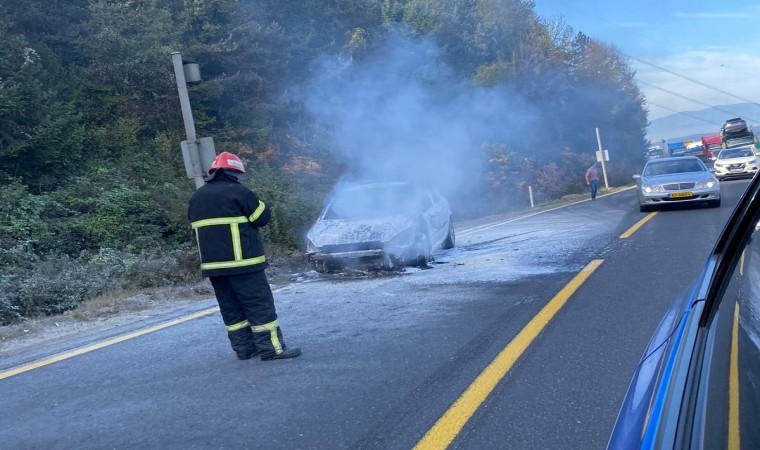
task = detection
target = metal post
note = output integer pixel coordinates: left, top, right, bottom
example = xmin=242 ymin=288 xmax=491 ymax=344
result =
xmin=595 ymin=127 xmax=609 ymax=189
xmin=171 ymin=52 xmax=204 ymax=189
xmin=528 ymin=186 xmax=534 ymax=208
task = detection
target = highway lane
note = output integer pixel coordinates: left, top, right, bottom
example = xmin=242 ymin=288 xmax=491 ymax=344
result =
xmin=0 ymin=180 xmax=751 ymax=449
xmin=445 ymin=179 xmax=751 ymax=449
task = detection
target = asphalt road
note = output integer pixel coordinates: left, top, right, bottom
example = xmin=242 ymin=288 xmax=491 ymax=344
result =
xmin=0 ymin=180 xmax=752 ymax=449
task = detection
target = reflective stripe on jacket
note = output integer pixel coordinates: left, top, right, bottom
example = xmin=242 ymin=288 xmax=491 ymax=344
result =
xmin=188 ymin=175 xmax=271 ymax=277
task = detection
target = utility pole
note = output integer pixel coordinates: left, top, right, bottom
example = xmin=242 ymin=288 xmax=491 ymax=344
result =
xmin=171 ymin=51 xmax=215 ymax=189
xmin=595 ymin=127 xmax=609 ymax=189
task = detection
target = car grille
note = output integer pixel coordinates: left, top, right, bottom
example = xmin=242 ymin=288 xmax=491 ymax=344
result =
xmin=663 ymin=182 xmax=695 ymax=191
xmin=322 ymin=241 xmax=384 ymax=253
xmin=729 ymin=163 xmax=745 ymax=169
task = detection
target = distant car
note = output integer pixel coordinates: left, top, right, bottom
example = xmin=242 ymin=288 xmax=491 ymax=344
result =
xmin=713 ymin=146 xmax=760 ymax=180
xmin=634 ymin=156 xmax=721 ymax=212
xmin=305 ymin=181 xmax=455 ymax=272
xmin=645 ymin=147 xmax=664 ymax=161
xmin=609 ymin=160 xmax=760 ymax=450
xmin=721 ymin=117 xmax=755 ymax=148
xmin=722 ymin=117 xmax=749 ymax=134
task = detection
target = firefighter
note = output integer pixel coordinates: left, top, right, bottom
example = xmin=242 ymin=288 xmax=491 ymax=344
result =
xmin=188 ymin=152 xmax=302 ymax=361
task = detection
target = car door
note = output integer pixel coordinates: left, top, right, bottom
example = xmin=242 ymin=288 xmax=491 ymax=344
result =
xmin=420 ymin=186 xmax=448 ymax=248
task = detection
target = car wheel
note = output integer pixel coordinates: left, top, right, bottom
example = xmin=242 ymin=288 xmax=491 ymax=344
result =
xmin=709 ymin=199 xmax=721 ymax=208
xmin=639 ymin=204 xmax=650 ymax=213
xmin=442 ymin=218 xmax=455 ymax=249
xmin=410 ymin=230 xmax=431 ymax=267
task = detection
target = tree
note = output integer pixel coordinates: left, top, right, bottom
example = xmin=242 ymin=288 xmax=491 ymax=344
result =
xmin=0 ymin=25 xmax=86 ymax=191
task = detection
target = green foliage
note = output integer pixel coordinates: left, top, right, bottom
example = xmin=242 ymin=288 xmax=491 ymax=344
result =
xmin=243 ymin=164 xmax=323 ymax=250
xmin=0 ymin=179 xmax=74 ymax=267
xmin=0 ymin=246 xmax=199 ymax=324
xmin=0 ymin=285 xmax=22 ymax=324
xmin=53 ymin=175 xmax=172 ymax=252
xmin=0 ymin=31 xmax=87 ymax=190
xmin=529 ymin=153 xmax=591 ymax=202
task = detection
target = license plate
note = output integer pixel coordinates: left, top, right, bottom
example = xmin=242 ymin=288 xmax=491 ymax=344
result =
xmin=730 ymin=168 xmax=743 ymax=172
xmin=670 ymin=192 xmax=692 ymax=198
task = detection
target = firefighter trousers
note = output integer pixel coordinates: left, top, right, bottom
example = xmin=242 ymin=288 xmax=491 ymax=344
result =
xmin=209 ymin=271 xmax=279 ymax=357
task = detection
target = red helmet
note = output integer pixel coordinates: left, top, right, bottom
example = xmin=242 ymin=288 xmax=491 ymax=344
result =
xmin=208 ymin=152 xmax=246 ymax=174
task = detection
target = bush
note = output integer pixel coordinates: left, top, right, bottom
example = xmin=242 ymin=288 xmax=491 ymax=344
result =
xmin=243 ymin=164 xmax=323 ymax=250
xmin=54 ymin=175 xmax=173 ymax=253
xmin=0 ymin=179 xmax=74 ymax=261
xmin=0 ymin=278 xmax=23 ymax=325
xmin=0 ymin=246 xmax=200 ymax=324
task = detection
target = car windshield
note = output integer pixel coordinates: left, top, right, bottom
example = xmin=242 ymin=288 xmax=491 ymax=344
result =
xmin=323 ymin=185 xmax=417 ymax=220
xmin=719 ymin=148 xmax=754 ymax=159
xmin=643 ymin=160 xmax=704 ymax=176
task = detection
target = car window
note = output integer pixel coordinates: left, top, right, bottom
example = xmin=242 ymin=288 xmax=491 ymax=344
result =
xmin=720 ymin=149 xmax=754 ymax=159
xmin=697 ymin=223 xmax=760 ymax=448
xmin=644 ymin=160 xmax=704 ymax=176
xmin=323 ymin=185 xmax=416 ymax=220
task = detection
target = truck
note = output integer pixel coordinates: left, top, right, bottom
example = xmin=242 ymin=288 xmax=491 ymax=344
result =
xmin=646 ymin=145 xmax=664 ymax=160
xmin=721 ymin=117 xmax=755 ymax=148
xmin=701 ymin=134 xmax=722 ymax=160
xmin=668 ymin=141 xmax=686 ymax=156
xmin=666 ymin=140 xmax=711 ymax=161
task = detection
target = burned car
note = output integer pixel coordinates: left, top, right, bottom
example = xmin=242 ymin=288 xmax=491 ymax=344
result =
xmin=306 ymin=181 xmax=455 ymax=272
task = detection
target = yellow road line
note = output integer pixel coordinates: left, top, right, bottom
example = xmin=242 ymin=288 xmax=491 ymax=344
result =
xmin=414 ymin=259 xmax=604 ymax=450
xmin=620 ymin=212 xmax=657 ymax=239
xmin=0 ymin=306 xmax=220 ymax=381
xmin=0 ymin=284 xmax=296 ymax=381
xmin=728 ymin=302 xmax=741 ymax=450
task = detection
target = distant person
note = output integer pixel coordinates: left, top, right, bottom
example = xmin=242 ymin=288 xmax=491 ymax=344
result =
xmin=187 ymin=152 xmax=301 ymax=361
xmin=585 ymin=163 xmax=599 ymax=200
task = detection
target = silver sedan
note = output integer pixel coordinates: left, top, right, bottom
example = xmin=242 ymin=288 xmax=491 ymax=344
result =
xmin=305 ymin=180 xmax=455 ymax=272
xmin=634 ymin=156 xmax=721 ymax=212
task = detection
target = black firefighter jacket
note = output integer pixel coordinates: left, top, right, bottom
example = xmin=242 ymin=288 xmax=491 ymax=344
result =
xmin=188 ymin=174 xmax=271 ymax=278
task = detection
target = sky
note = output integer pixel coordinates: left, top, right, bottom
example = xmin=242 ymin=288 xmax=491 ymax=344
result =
xmin=533 ymin=0 xmax=760 ymax=122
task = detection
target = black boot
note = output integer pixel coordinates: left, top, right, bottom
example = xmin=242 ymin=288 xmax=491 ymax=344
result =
xmin=228 ymin=325 xmax=259 ymax=360
xmin=251 ymin=320 xmax=302 ymax=361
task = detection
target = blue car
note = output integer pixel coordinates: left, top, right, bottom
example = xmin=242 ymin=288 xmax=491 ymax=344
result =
xmin=608 ymin=173 xmax=760 ymax=449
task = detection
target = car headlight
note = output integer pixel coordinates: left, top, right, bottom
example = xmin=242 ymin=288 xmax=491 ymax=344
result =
xmin=385 ymin=226 xmax=416 ymax=250
xmin=641 ymin=184 xmax=663 ymax=193
xmin=696 ymin=179 xmax=717 ymax=189
xmin=306 ymin=237 xmax=319 ymax=253
xmin=714 ymin=162 xmax=724 ymax=168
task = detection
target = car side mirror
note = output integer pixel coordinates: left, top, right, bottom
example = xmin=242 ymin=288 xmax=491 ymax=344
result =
xmin=709 ymin=167 xmax=715 ymax=173
xmin=632 ymin=174 xmax=641 ymax=180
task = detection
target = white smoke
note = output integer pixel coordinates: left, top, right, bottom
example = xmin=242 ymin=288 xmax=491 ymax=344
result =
xmin=302 ymin=30 xmax=539 ymax=200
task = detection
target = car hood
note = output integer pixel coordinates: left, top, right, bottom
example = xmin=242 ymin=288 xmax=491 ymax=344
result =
xmin=641 ymin=172 xmax=712 ymax=184
xmin=717 ymin=156 xmax=756 ymax=164
xmin=307 ymin=217 xmax=414 ymax=247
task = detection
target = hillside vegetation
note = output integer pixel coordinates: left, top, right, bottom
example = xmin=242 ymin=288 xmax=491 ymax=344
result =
xmin=0 ymin=0 xmax=648 ymax=324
